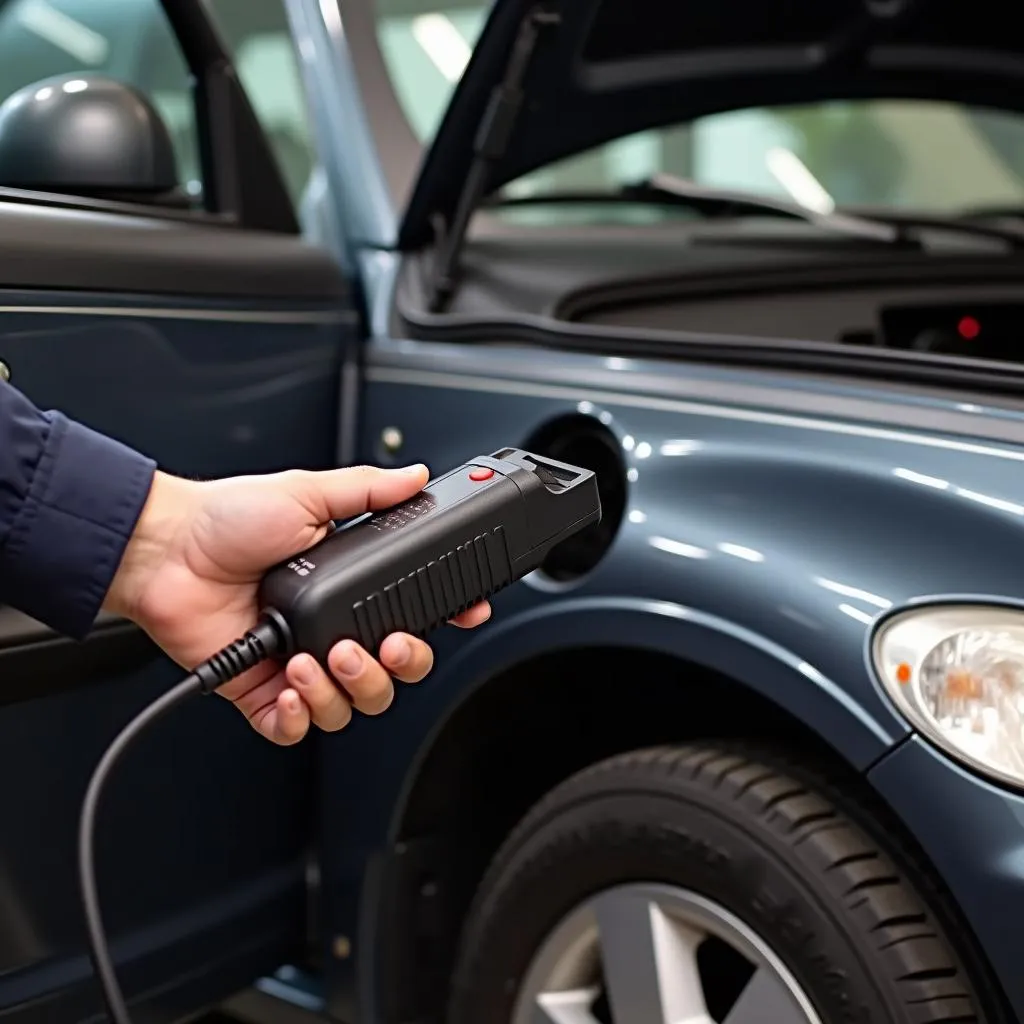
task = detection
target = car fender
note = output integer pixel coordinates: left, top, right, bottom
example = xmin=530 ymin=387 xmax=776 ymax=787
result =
xmin=381 ymin=415 xmax=1024 ymax=836
xmin=361 ymin=355 xmax=1024 ymax=794
xmin=385 ymin=595 xmax=902 ymax=841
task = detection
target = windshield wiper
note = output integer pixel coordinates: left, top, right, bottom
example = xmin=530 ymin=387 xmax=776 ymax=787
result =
xmin=630 ymin=172 xmax=906 ymax=244
xmin=489 ymin=173 xmax=1024 ymax=251
xmin=487 ymin=171 xmax=907 ymax=245
xmin=642 ymin=176 xmax=1024 ymax=248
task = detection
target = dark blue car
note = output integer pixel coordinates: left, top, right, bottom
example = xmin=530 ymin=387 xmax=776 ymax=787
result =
xmin=3 ymin=0 xmax=1024 ymax=1022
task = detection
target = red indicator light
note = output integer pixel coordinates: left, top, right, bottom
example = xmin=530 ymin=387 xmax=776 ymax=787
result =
xmin=957 ymin=315 xmax=981 ymax=340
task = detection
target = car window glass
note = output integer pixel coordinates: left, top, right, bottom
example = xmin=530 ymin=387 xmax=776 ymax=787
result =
xmin=371 ymin=1 xmax=1024 ymax=220
xmin=0 ymin=0 xmax=200 ymax=199
xmin=374 ymin=0 xmax=486 ymax=142
xmin=205 ymin=0 xmax=318 ymax=210
xmin=0 ymin=0 xmax=317 ymax=212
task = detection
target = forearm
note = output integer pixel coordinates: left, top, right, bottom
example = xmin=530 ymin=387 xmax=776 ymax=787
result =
xmin=0 ymin=380 xmax=156 ymax=639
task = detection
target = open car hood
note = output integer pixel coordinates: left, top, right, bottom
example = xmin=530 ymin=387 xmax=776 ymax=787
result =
xmin=398 ymin=0 xmax=1024 ymax=250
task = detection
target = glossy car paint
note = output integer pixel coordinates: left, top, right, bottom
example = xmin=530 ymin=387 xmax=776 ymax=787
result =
xmin=323 ymin=326 xmax=1024 ymax=1022
xmin=869 ymin=735 xmax=1024 ymax=1015
xmin=0 ymin=295 xmax=349 ymax=475
xmin=4 ymin=0 xmax=1024 ymax=1021
xmin=280 ymin=2 xmax=1024 ymax=1020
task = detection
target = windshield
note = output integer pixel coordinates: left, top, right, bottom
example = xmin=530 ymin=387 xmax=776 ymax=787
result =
xmin=373 ymin=0 xmax=1024 ymax=219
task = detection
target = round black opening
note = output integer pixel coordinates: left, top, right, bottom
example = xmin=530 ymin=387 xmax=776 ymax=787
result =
xmin=525 ymin=414 xmax=627 ymax=582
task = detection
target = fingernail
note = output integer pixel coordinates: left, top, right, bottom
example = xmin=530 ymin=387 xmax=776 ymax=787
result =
xmin=286 ymin=693 xmax=301 ymax=713
xmin=389 ymin=636 xmax=411 ymax=667
xmin=335 ymin=644 xmax=363 ymax=678
xmin=293 ymin=656 xmax=316 ymax=686
xmin=398 ymin=463 xmax=427 ymax=475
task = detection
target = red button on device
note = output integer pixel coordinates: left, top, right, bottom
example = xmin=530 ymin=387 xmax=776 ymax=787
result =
xmin=469 ymin=467 xmax=494 ymax=481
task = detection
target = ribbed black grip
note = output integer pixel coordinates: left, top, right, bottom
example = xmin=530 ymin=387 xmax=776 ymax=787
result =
xmin=352 ymin=526 xmax=512 ymax=654
xmin=192 ymin=618 xmax=286 ymax=694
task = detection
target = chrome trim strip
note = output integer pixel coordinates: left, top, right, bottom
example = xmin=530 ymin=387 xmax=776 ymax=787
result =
xmin=0 ymin=305 xmax=355 ymax=324
xmin=365 ymin=366 xmax=1024 ymax=463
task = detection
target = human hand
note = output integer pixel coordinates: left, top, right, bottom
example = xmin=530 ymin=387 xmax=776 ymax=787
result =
xmin=104 ymin=464 xmax=490 ymax=744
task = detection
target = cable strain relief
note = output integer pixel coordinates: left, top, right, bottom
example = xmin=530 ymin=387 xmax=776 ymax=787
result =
xmin=192 ymin=612 xmax=292 ymax=695
xmin=257 ymin=607 xmax=293 ymax=658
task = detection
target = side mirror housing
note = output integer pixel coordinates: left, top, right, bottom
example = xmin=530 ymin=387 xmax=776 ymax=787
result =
xmin=0 ymin=74 xmax=183 ymax=204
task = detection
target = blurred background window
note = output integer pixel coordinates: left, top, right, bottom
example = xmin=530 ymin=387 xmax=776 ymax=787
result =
xmin=0 ymin=0 xmax=317 ymax=209
xmin=372 ymin=0 xmax=1024 ymax=222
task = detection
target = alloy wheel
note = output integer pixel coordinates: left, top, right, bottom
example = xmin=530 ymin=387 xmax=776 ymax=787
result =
xmin=511 ymin=882 xmax=822 ymax=1024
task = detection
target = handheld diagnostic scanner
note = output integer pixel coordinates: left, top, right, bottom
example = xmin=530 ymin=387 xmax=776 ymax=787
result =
xmin=257 ymin=447 xmax=602 ymax=665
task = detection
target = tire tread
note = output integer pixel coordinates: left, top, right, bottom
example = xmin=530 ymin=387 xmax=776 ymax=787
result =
xmin=452 ymin=743 xmax=983 ymax=1024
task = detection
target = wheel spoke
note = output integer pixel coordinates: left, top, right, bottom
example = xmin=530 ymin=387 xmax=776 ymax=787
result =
xmin=534 ymin=987 xmax=602 ymax=1024
xmin=724 ymin=967 xmax=813 ymax=1024
xmin=593 ymin=888 xmax=713 ymax=1024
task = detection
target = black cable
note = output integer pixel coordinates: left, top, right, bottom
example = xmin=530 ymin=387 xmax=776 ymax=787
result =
xmin=78 ymin=617 xmax=288 ymax=1024
xmin=78 ymin=674 xmax=203 ymax=1024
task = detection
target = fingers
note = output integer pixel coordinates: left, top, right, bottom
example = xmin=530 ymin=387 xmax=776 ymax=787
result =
xmin=310 ymin=632 xmax=437 ymax=712
xmin=275 ymin=612 xmax=488 ymax=733
xmin=228 ymin=671 xmax=312 ymax=747
xmin=234 ymin=634 xmax=436 ymax=747
xmin=327 ymin=640 xmax=396 ymax=715
xmin=230 ymin=600 xmax=492 ymax=745
xmin=451 ymin=600 xmax=492 ymax=629
xmin=379 ymin=633 xmax=434 ymax=682
xmin=271 ymin=688 xmax=311 ymax=746
xmin=289 ymin=463 xmax=430 ymax=523
xmin=318 ymin=634 xmax=433 ymax=718
xmin=282 ymin=634 xmax=434 ymax=730
xmin=285 ymin=653 xmax=353 ymax=731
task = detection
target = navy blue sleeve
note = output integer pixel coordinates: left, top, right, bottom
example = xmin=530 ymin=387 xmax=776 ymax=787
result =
xmin=0 ymin=380 xmax=156 ymax=640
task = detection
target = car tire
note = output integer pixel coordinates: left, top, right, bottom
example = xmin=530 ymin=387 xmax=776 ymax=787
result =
xmin=448 ymin=744 xmax=986 ymax=1024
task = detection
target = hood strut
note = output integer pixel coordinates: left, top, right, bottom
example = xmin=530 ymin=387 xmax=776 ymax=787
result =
xmin=428 ymin=5 xmax=561 ymax=313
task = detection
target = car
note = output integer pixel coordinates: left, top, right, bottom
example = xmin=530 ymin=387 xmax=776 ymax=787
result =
xmin=4 ymin=0 xmax=1024 ymax=1022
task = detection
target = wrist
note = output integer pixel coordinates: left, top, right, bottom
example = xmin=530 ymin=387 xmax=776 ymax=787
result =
xmin=104 ymin=470 xmax=196 ymax=621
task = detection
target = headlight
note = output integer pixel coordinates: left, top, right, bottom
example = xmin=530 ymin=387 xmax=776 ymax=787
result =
xmin=872 ymin=605 xmax=1024 ymax=789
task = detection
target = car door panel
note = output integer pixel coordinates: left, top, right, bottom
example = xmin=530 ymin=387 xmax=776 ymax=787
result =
xmin=0 ymin=198 xmax=352 ymax=1020
xmin=0 ymin=199 xmax=343 ymax=297
xmin=1 ymin=302 xmax=349 ymax=479
xmin=0 ymin=607 xmax=153 ymax=708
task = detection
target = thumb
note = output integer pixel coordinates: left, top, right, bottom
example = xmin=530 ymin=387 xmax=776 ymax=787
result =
xmin=291 ymin=463 xmax=429 ymax=523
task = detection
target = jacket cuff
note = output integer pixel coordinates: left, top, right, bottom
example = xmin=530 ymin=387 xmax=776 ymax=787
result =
xmin=2 ymin=413 xmax=156 ymax=640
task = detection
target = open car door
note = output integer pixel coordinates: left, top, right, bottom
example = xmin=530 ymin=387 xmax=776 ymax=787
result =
xmin=0 ymin=0 xmax=354 ymax=1019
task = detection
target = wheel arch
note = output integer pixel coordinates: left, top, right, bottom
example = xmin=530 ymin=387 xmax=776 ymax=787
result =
xmin=369 ymin=598 xmax=909 ymax=1024
xmin=389 ymin=596 xmax=901 ymax=844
